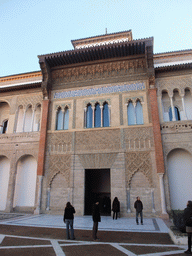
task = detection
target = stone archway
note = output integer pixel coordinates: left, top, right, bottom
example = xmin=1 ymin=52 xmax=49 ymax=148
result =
xmin=0 ymin=156 xmax=10 ymax=210
xmin=13 ymin=155 xmax=37 ymax=211
xmin=167 ymin=148 xmax=192 ymax=210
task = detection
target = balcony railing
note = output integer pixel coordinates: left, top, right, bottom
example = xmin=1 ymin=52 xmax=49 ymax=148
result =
xmin=160 ymin=120 xmax=192 ymax=133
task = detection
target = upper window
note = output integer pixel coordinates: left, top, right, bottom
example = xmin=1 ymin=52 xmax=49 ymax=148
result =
xmin=127 ymin=100 xmax=143 ymax=125
xmin=127 ymin=101 xmax=135 ymax=125
xmin=103 ymin=102 xmax=109 ymax=127
xmin=56 ymin=106 xmax=69 ymax=130
xmin=0 ymin=120 xmax=8 ymax=134
xmin=86 ymin=104 xmax=93 ymax=128
xmin=85 ymin=101 xmax=110 ymax=128
xmin=0 ymin=101 xmax=10 ymax=134
xmin=135 ymin=101 xmax=144 ymax=125
xmin=168 ymin=106 xmax=181 ymax=121
xmin=94 ymin=103 xmax=101 ymax=128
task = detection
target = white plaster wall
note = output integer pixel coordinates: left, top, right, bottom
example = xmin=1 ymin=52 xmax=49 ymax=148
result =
xmin=13 ymin=155 xmax=37 ymax=207
xmin=167 ymin=149 xmax=192 ymax=210
xmin=0 ymin=156 xmax=10 ymax=210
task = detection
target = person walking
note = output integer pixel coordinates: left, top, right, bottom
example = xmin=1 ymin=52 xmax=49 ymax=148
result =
xmin=63 ymin=202 xmax=76 ymax=240
xmin=134 ymin=196 xmax=143 ymax=225
xmin=92 ymin=201 xmax=101 ymax=241
xmin=184 ymin=200 xmax=192 ymax=254
xmin=112 ymin=197 xmax=120 ymax=220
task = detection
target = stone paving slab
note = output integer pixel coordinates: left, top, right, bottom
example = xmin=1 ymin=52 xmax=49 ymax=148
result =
xmin=0 ymin=214 xmax=169 ymax=233
xmin=0 ymin=214 xmax=189 ymax=255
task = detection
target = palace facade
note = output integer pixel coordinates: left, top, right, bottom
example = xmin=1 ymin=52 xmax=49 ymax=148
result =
xmin=0 ymin=30 xmax=192 ymax=217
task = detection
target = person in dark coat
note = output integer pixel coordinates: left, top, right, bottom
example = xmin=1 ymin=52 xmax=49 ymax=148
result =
xmin=112 ymin=197 xmax=120 ymax=220
xmin=183 ymin=200 xmax=192 ymax=254
xmin=134 ymin=196 xmax=143 ymax=225
xmin=63 ymin=202 xmax=76 ymax=240
xmin=92 ymin=201 xmax=101 ymax=240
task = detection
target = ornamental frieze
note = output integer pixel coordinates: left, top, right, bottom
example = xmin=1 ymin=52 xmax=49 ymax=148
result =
xmin=51 ymin=59 xmax=147 ymax=83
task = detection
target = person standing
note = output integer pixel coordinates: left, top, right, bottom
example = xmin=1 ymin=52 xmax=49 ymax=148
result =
xmin=112 ymin=197 xmax=120 ymax=220
xmin=92 ymin=201 xmax=101 ymax=241
xmin=134 ymin=196 xmax=143 ymax=225
xmin=183 ymin=200 xmax=192 ymax=254
xmin=63 ymin=202 xmax=76 ymax=240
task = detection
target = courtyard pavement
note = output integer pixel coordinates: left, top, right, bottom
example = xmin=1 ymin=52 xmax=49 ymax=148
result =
xmin=0 ymin=213 xmax=189 ymax=255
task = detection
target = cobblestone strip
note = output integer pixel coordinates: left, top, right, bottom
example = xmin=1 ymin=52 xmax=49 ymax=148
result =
xmin=51 ymin=239 xmax=66 ymax=256
xmin=110 ymin=243 xmax=136 ymax=256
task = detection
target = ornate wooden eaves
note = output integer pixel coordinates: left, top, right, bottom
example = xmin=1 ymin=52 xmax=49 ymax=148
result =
xmin=39 ymin=59 xmax=51 ymax=99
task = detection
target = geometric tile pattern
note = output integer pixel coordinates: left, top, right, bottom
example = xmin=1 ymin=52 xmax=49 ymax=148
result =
xmin=54 ymin=82 xmax=145 ymax=99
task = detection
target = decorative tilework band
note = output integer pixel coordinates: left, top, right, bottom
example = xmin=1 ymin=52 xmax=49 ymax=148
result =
xmin=54 ymin=82 xmax=145 ymax=99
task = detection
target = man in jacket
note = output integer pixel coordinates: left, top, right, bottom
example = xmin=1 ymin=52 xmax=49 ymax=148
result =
xmin=184 ymin=200 xmax=192 ymax=254
xmin=134 ymin=196 xmax=143 ymax=225
xmin=63 ymin=202 xmax=76 ymax=240
xmin=92 ymin=201 xmax=101 ymax=240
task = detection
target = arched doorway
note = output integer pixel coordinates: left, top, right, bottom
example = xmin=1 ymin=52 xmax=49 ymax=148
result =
xmin=167 ymin=148 xmax=192 ymax=210
xmin=84 ymin=169 xmax=111 ymax=215
xmin=13 ymin=155 xmax=37 ymax=211
xmin=0 ymin=156 xmax=10 ymax=210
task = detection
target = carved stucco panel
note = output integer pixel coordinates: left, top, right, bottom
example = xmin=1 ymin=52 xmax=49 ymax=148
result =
xmin=125 ymin=152 xmax=153 ymax=187
xmin=78 ymin=153 xmax=118 ymax=169
xmin=48 ymin=154 xmax=71 ymax=186
xmin=156 ymin=75 xmax=192 ymax=96
xmin=75 ymin=129 xmax=121 ymax=152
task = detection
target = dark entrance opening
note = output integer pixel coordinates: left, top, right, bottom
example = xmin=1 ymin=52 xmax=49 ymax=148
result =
xmin=84 ymin=169 xmax=111 ymax=216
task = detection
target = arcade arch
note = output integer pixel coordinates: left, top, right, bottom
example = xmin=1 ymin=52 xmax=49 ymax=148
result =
xmin=13 ymin=155 xmax=37 ymax=209
xmin=0 ymin=156 xmax=10 ymax=210
xmin=0 ymin=101 xmax=10 ymax=134
xmin=167 ymin=148 xmax=192 ymax=210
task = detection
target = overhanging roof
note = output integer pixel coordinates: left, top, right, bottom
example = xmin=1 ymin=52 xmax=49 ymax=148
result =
xmin=38 ymin=38 xmax=153 ymax=68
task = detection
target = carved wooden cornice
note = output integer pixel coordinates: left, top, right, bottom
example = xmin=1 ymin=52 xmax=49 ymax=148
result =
xmin=51 ymin=59 xmax=147 ymax=82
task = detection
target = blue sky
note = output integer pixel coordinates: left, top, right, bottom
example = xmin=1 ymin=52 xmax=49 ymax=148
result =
xmin=1 ymin=0 xmax=192 ymax=77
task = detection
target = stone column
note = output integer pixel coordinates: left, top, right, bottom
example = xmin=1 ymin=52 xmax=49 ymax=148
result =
xmin=108 ymin=105 xmax=111 ymax=127
xmin=133 ymin=102 xmax=137 ymax=125
xmin=22 ymin=108 xmax=26 ymax=132
xmin=46 ymin=187 xmax=51 ymax=211
xmin=34 ymin=175 xmax=43 ymax=215
xmin=84 ymin=108 xmax=87 ymax=128
xmin=127 ymin=188 xmax=131 ymax=213
xmin=158 ymin=173 xmax=167 ymax=214
xmin=170 ymin=96 xmax=176 ymax=121
xmin=31 ymin=108 xmax=35 ymax=132
xmin=100 ymin=106 xmax=103 ymax=127
xmin=151 ymin=188 xmax=156 ymax=213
